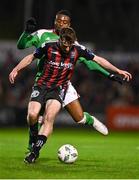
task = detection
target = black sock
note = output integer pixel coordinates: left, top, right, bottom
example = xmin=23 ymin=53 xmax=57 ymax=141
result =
xmin=29 ymin=122 xmax=38 ymax=146
xmin=33 ymin=135 xmax=47 ymax=155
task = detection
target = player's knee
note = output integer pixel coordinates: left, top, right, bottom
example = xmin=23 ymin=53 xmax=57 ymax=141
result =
xmin=28 ymin=111 xmax=38 ymax=123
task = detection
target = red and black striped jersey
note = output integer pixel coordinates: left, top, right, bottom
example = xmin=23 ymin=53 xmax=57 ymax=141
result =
xmin=34 ymin=40 xmax=95 ymax=89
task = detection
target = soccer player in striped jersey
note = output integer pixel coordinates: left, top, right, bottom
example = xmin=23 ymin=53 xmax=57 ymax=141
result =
xmin=10 ymin=27 xmax=132 ymax=163
xmin=13 ymin=10 xmax=126 ymax=153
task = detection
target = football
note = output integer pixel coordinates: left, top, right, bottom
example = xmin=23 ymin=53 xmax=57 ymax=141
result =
xmin=58 ymin=144 xmax=78 ymax=164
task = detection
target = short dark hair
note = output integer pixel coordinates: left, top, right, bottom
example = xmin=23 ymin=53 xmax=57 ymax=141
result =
xmin=60 ymin=27 xmax=76 ymax=43
xmin=56 ymin=10 xmax=71 ymax=19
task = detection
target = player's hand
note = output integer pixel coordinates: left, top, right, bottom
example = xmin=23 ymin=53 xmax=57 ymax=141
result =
xmin=117 ymin=69 xmax=132 ymax=82
xmin=25 ymin=17 xmax=37 ymax=33
xmin=9 ymin=69 xmax=18 ymax=84
xmin=109 ymin=74 xmax=126 ymax=85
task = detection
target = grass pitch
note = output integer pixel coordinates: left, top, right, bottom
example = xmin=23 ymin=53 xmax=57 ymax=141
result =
xmin=0 ymin=127 xmax=139 ymax=179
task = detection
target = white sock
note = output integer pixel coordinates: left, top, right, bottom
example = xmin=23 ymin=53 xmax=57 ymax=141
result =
xmin=77 ymin=115 xmax=86 ymax=124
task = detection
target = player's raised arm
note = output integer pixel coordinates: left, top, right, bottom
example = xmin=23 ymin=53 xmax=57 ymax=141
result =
xmin=17 ymin=18 xmax=38 ymax=49
xmin=93 ymin=55 xmax=132 ymax=81
xmin=9 ymin=54 xmax=35 ymax=84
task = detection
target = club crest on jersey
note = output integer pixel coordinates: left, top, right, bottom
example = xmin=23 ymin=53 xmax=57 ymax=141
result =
xmin=31 ymin=90 xmax=40 ymax=98
xmin=70 ymin=51 xmax=76 ymax=58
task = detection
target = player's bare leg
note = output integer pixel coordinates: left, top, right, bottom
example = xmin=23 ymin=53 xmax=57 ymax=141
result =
xmin=27 ymin=103 xmax=46 ymax=152
xmin=65 ymin=99 xmax=84 ymax=122
xmin=65 ymin=99 xmax=108 ymax=135
xmin=27 ymin=101 xmax=41 ymax=151
xmin=24 ymin=99 xmax=61 ymax=163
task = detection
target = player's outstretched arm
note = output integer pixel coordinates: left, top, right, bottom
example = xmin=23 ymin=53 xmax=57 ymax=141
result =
xmin=9 ymin=54 xmax=35 ymax=84
xmin=93 ymin=55 xmax=132 ymax=81
xmin=78 ymin=57 xmax=126 ymax=85
xmin=78 ymin=57 xmax=110 ymax=76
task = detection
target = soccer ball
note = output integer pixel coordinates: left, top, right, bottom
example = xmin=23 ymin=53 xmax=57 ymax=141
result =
xmin=58 ymin=144 xmax=78 ymax=164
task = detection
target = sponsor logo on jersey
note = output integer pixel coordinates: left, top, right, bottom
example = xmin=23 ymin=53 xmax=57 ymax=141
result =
xmin=48 ymin=61 xmax=73 ymax=69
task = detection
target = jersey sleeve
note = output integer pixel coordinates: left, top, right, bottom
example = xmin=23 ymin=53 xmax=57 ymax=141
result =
xmin=78 ymin=57 xmax=110 ymax=77
xmin=77 ymin=44 xmax=95 ymax=60
xmin=33 ymin=43 xmax=47 ymax=59
xmin=17 ymin=31 xmax=40 ymax=49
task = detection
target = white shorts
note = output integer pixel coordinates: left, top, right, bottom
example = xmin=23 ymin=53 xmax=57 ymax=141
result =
xmin=61 ymin=82 xmax=79 ymax=107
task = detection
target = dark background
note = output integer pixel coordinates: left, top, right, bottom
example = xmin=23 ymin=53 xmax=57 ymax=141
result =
xmin=0 ymin=0 xmax=139 ymax=51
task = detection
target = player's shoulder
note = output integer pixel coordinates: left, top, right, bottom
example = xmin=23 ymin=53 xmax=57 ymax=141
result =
xmin=31 ymin=29 xmax=54 ymax=38
xmin=32 ymin=29 xmax=54 ymax=34
xmin=41 ymin=39 xmax=58 ymax=48
xmin=74 ymin=41 xmax=86 ymax=50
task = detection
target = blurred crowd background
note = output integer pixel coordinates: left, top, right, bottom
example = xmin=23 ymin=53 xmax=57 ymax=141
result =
xmin=0 ymin=0 xmax=139 ymax=127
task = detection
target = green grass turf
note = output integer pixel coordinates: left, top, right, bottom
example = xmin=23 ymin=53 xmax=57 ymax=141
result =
xmin=0 ymin=127 xmax=139 ymax=179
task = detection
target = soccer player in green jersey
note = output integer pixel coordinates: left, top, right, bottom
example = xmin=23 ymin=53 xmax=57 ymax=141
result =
xmin=14 ymin=10 xmax=127 ymax=152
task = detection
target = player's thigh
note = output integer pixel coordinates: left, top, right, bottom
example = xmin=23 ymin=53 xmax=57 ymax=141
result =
xmin=44 ymin=99 xmax=61 ymax=122
xmin=28 ymin=85 xmax=46 ymax=116
xmin=28 ymin=101 xmax=41 ymax=115
xmin=65 ymin=99 xmax=84 ymax=122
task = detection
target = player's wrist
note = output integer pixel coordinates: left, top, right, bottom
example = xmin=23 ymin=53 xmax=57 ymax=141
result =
xmin=116 ymin=68 xmax=121 ymax=74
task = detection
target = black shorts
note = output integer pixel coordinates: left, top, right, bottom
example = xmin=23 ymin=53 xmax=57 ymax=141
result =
xmin=39 ymin=105 xmax=45 ymax=116
xmin=30 ymin=85 xmax=62 ymax=107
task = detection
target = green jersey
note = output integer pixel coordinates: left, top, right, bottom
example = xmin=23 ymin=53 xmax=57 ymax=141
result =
xmin=17 ymin=29 xmax=60 ymax=81
xmin=17 ymin=29 xmax=110 ymax=81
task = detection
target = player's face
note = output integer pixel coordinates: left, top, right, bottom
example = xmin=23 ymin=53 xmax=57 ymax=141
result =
xmin=55 ymin=14 xmax=70 ymax=34
xmin=60 ymin=36 xmax=73 ymax=53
